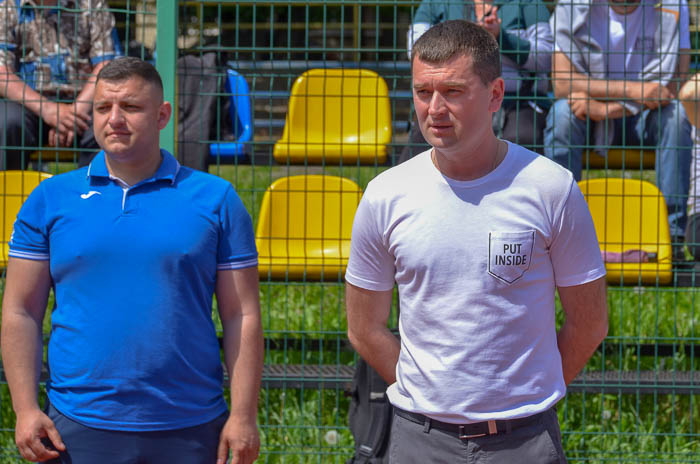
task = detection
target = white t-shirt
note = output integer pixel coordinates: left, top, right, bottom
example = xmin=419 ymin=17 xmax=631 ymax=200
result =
xmin=584 ymin=0 xmax=690 ymax=80
xmin=345 ymin=142 xmax=606 ymax=423
xmin=690 ymin=126 xmax=700 ymax=215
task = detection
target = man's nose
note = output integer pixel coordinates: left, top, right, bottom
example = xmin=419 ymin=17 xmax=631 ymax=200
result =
xmin=428 ymin=92 xmax=446 ymax=116
xmin=108 ymin=106 xmax=125 ymax=125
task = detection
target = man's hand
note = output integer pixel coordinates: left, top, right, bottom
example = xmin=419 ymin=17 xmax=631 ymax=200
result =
xmin=216 ymin=415 xmax=260 ymax=464
xmin=14 ymin=408 xmax=65 ymax=462
xmin=568 ymin=91 xmax=609 ymax=121
xmin=40 ymin=101 xmax=90 ymax=138
xmin=48 ymin=128 xmax=71 ymax=148
xmin=635 ymin=81 xmax=674 ymax=109
xmin=475 ymin=2 xmax=501 ymax=39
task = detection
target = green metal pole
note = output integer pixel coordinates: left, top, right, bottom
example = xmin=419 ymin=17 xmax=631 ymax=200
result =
xmin=156 ymin=0 xmax=177 ymax=154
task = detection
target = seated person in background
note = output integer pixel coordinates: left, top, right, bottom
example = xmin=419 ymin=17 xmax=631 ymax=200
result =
xmin=546 ymin=0 xmax=692 ymax=250
xmin=401 ymin=0 xmax=553 ymax=160
xmin=0 ymin=0 xmax=121 ymax=169
xmin=679 ymin=74 xmax=700 ymax=260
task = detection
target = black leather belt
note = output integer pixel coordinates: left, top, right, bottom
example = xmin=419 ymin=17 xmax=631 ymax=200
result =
xmin=394 ymin=407 xmax=547 ymax=439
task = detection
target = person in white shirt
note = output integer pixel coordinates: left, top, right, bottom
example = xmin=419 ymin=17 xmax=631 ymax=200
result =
xmin=678 ymin=74 xmax=700 ymax=260
xmin=345 ymin=20 xmax=608 ymax=463
xmin=545 ymin=0 xmax=693 ymax=254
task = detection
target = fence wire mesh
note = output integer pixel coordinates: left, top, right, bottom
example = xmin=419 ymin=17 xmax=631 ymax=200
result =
xmin=0 ymin=0 xmax=699 ymax=462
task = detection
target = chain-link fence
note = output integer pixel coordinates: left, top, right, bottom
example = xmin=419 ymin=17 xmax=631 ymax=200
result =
xmin=0 ymin=0 xmax=698 ymax=462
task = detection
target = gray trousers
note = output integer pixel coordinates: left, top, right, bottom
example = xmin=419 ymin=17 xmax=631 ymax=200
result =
xmin=389 ymin=407 xmax=567 ymax=464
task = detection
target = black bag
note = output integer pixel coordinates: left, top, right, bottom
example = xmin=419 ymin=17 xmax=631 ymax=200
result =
xmin=346 ymin=357 xmax=393 ymax=464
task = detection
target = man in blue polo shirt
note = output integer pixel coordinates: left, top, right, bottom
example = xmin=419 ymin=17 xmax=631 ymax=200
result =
xmin=1 ymin=57 xmax=262 ymax=464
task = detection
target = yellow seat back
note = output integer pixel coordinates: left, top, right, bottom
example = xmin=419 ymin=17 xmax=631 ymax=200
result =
xmin=583 ymin=149 xmax=655 ymax=169
xmin=273 ymin=69 xmax=392 ymax=165
xmin=579 ymin=178 xmax=672 ymax=285
xmin=0 ymin=171 xmax=52 ymax=267
xmin=256 ymin=175 xmax=362 ymax=280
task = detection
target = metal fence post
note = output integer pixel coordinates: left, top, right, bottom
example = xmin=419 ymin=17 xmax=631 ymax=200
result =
xmin=156 ymin=0 xmax=178 ymax=155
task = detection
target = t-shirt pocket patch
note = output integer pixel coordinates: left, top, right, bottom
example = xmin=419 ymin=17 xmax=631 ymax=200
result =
xmin=488 ymin=230 xmax=535 ymax=284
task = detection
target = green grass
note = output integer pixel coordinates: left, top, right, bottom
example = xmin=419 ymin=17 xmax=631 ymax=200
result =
xmin=1 ymin=163 xmax=699 ymax=462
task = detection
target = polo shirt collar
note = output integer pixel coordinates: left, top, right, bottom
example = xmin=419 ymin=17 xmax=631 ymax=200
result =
xmin=87 ymin=150 xmax=181 ymax=186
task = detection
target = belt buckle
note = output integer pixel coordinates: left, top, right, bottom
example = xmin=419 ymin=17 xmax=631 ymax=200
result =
xmin=458 ymin=426 xmax=486 ymax=440
xmin=458 ymin=420 xmax=498 ymax=440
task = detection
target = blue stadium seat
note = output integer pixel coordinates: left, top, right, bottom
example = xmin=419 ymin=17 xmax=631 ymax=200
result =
xmin=209 ymin=69 xmax=253 ymax=159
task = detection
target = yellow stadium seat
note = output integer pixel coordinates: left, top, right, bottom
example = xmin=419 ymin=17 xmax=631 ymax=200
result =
xmin=273 ymin=69 xmax=392 ymax=165
xmin=256 ymin=175 xmax=362 ymax=280
xmin=583 ymin=149 xmax=655 ymax=169
xmin=31 ymin=147 xmax=79 ymax=162
xmin=0 ymin=171 xmax=52 ymax=267
xmin=579 ymin=178 xmax=672 ymax=285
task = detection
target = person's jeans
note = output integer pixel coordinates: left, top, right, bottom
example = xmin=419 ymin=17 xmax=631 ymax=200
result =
xmin=544 ymin=98 xmax=692 ymax=237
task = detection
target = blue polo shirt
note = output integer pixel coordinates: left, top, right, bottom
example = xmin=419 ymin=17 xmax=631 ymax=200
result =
xmin=9 ymin=150 xmax=258 ymax=431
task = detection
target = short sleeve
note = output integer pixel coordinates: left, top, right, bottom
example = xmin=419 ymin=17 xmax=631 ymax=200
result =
xmin=86 ymin=0 xmax=120 ymax=65
xmin=549 ymin=181 xmax=607 ymax=287
xmin=412 ymin=0 xmax=438 ymax=25
xmin=345 ymin=193 xmax=396 ymax=291
xmin=0 ymin=2 xmax=18 ymax=69
xmin=8 ymin=184 xmax=50 ymax=261
xmin=216 ymin=186 xmax=258 ymax=270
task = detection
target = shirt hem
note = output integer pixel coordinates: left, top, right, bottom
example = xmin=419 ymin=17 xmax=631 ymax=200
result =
xmin=387 ymin=385 xmax=566 ymax=423
xmin=217 ymin=257 xmax=258 ymax=270
xmin=48 ymin=397 xmax=229 ymax=432
xmin=344 ymin=270 xmax=395 ymax=292
xmin=555 ymin=266 xmax=607 ymax=288
xmin=8 ymin=250 xmax=49 ymax=261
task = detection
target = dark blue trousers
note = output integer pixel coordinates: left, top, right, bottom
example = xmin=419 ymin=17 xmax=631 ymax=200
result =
xmin=45 ymin=405 xmax=228 ymax=464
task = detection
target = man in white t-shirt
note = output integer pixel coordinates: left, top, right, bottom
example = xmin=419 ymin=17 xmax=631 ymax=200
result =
xmin=545 ymin=0 xmax=693 ymax=253
xmin=345 ymin=20 xmax=608 ymax=463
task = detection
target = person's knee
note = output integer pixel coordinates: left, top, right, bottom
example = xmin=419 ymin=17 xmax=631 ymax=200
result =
xmin=0 ymin=102 xmax=27 ymax=132
xmin=545 ymin=99 xmax=574 ymax=133
xmin=659 ymin=101 xmax=692 ymax=143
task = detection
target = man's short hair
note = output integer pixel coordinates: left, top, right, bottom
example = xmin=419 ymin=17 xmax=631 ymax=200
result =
xmin=96 ymin=57 xmax=163 ymax=96
xmin=411 ymin=20 xmax=501 ymax=86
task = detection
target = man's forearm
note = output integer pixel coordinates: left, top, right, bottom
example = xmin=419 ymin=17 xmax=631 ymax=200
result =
xmin=0 ymin=67 xmax=49 ymax=117
xmin=1 ymin=311 xmax=44 ymax=413
xmin=74 ymin=61 xmax=108 ymax=109
xmin=223 ymin=313 xmax=263 ymax=421
xmin=348 ymin=326 xmax=400 ymax=385
xmin=554 ymin=72 xmax=631 ymax=101
xmin=557 ymin=321 xmax=606 ymax=386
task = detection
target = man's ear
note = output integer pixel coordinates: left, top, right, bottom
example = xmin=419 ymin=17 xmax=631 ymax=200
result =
xmin=488 ymin=77 xmax=505 ymax=113
xmin=157 ymin=101 xmax=172 ymax=130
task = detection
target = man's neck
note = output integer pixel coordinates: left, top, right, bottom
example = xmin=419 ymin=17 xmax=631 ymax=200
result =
xmin=432 ymin=136 xmax=506 ymax=182
xmin=105 ymin=149 xmax=163 ymax=187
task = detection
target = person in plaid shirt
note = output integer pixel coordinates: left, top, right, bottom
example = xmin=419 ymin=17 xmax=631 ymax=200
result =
xmin=0 ymin=0 xmax=121 ymax=169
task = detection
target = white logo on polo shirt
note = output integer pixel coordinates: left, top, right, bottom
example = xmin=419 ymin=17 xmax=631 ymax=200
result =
xmin=80 ymin=191 xmax=102 ymax=199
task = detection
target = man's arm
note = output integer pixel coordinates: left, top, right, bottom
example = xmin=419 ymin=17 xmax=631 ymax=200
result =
xmin=556 ymin=276 xmax=608 ymax=386
xmin=1 ymin=258 xmax=65 ymax=462
xmin=679 ymin=72 xmax=700 ymax=127
xmin=346 ymin=283 xmax=398 ymax=384
xmin=215 ymin=266 xmax=263 ymax=464
xmin=551 ymin=51 xmax=672 ymax=108
xmin=0 ymin=65 xmax=90 ymax=144
xmin=567 ymin=91 xmax=629 ymax=121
